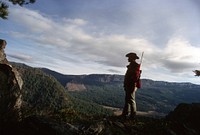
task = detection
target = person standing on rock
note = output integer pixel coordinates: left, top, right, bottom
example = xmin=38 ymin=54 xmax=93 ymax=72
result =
xmin=121 ymin=52 xmax=140 ymax=120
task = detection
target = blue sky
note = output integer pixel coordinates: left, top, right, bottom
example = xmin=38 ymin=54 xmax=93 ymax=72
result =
xmin=1 ymin=0 xmax=200 ymax=84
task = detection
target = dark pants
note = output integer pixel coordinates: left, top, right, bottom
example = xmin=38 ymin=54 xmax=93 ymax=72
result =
xmin=122 ymin=86 xmax=137 ymax=117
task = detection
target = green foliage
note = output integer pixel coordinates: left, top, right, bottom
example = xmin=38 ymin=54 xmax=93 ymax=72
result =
xmin=0 ymin=0 xmax=35 ymax=19
xmin=137 ymin=81 xmax=200 ymax=113
xmin=8 ymin=0 xmax=36 ymax=6
xmin=69 ymin=84 xmax=124 ymax=108
xmin=55 ymin=99 xmax=113 ymax=124
xmin=0 ymin=1 xmax=8 ymax=19
xmin=12 ymin=63 xmax=69 ymax=116
xmin=68 ymin=78 xmax=200 ymax=114
xmin=11 ymin=63 xmax=113 ymax=121
xmin=70 ymin=96 xmax=113 ymax=117
xmin=42 ymin=68 xmax=200 ymax=115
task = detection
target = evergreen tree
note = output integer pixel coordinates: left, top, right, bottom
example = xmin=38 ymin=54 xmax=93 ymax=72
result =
xmin=0 ymin=0 xmax=35 ymax=19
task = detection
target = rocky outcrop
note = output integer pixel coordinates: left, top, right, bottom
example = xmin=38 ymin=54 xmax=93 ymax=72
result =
xmin=66 ymin=82 xmax=86 ymax=91
xmin=166 ymin=103 xmax=200 ymax=135
xmin=0 ymin=64 xmax=23 ymax=122
xmin=0 ymin=47 xmax=23 ymax=122
xmin=0 ymin=42 xmax=23 ymax=124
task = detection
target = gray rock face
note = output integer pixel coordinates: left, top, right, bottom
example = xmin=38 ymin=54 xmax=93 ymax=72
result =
xmin=0 ymin=47 xmax=23 ymax=122
xmin=0 ymin=64 xmax=23 ymax=122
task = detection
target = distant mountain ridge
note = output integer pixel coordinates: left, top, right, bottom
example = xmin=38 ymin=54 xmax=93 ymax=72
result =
xmin=41 ymin=68 xmax=124 ymax=85
xmin=42 ymin=68 xmax=200 ymax=115
xmin=41 ymin=68 xmax=199 ymax=88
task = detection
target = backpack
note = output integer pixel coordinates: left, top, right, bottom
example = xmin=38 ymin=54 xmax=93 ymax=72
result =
xmin=136 ymin=70 xmax=142 ymax=88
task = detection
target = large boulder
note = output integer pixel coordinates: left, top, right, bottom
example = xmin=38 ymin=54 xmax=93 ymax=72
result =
xmin=166 ymin=103 xmax=200 ymax=135
xmin=0 ymin=64 xmax=23 ymax=122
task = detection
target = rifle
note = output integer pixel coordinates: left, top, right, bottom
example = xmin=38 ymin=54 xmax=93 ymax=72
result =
xmin=140 ymin=52 xmax=144 ymax=66
xmin=136 ymin=52 xmax=144 ymax=88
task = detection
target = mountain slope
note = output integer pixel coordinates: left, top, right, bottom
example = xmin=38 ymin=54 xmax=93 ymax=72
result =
xmin=11 ymin=63 xmax=69 ymax=116
xmin=2 ymin=64 xmax=199 ymax=135
xmin=42 ymin=68 xmax=200 ymax=115
xmin=11 ymin=63 xmax=113 ymax=118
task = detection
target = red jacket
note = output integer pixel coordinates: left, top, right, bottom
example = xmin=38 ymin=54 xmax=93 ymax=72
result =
xmin=124 ymin=61 xmax=140 ymax=88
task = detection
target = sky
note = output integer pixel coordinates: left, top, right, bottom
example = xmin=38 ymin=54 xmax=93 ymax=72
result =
xmin=0 ymin=0 xmax=200 ymax=84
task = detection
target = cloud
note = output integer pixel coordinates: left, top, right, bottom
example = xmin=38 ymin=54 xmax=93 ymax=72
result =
xmin=10 ymin=7 xmax=53 ymax=33
xmin=161 ymin=60 xmax=197 ymax=73
xmin=159 ymin=37 xmax=200 ymax=72
xmin=8 ymin=7 xmax=152 ymax=65
xmin=107 ymin=69 xmax=121 ymax=74
xmin=10 ymin=6 xmax=200 ymax=65
xmin=7 ymin=53 xmax=33 ymax=62
xmin=5 ymin=2 xmax=200 ymax=83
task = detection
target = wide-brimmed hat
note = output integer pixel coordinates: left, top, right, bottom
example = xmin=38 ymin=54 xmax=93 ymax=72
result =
xmin=125 ymin=52 xmax=139 ymax=59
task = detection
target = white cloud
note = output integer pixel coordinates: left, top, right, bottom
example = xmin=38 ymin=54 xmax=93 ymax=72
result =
xmin=159 ymin=37 xmax=200 ymax=72
xmin=8 ymin=53 xmax=33 ymax=62
xmin=63 ymin=18 xmax=87 ymax=26
xmin=10 ymin=6 xmax=53 ymax=33
xmin=3 ymin=1 xmax=200 ymax=84
xmin=8 ymin=7 xmax=152 ymax=66
xmin=164 ymin=37 xmax=200 ymax=62
xmin=8 ymin=7 xmax=200 ymax=72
